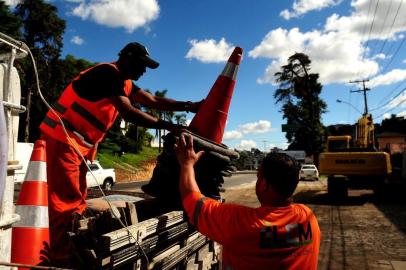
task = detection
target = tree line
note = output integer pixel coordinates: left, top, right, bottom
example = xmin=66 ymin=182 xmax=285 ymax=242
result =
xmin=0 ymin=0 xmax=185 ymax=154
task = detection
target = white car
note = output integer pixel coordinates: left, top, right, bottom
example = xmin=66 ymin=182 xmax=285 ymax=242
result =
xmin=86 ymin=161 xmax=116 ymax=190
xmin=299 ymin=164 xmax=319 ymax=181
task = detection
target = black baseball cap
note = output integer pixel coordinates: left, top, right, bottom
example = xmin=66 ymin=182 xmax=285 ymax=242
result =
xmin=119 ymin=42 xmax=159 ymax=69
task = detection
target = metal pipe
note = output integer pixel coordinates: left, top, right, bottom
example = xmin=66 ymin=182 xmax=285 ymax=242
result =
xmin=3 ymin=101 xmax=26 ymax=113
xmin=0 ymin=32 xmax=28 ymax=59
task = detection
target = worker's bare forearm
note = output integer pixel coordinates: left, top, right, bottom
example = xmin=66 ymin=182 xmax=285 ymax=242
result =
xmin=153 ymin=96 xmax=190 ymax=111
xmin=124 ymin=108 xmax=178 ymax=130
xmin=179 ymin=165 xmax=201 ymax=200
xmin=134 ymin=90 xmax=190 ymax=111
xmin=111 ymin=95 xmax=180 ymax=130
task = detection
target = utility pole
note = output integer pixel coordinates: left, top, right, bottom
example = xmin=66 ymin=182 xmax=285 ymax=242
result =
xmin=349 ymin=79 xmax=370 ymax=115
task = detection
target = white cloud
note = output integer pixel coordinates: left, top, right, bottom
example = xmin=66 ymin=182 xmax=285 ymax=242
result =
xmin=4 ymin=0 xmax=20 ymax=7
xmin=250 ymin=0 xmax=406 ymax=85
xmin=278 ymin=142 xmax=290 ymax=150
xmin=369 ymin=69 xmax=406 ymax=87
xmin=185 ymin=38 xmax=234 ymax=63
xmin=70 ymin=0 xmax=160 ymax=33
xmin=223 ymin=120 xmax=272 ymax=141
xmin=280 ymin=0 xmax=342 ymax=20
xmin=403 ymin=59 xmax=406 ymax=64
xmin=239 ymin=120 xmax=271 ymax=134
xmin=397 ymin=111 xmax=406 ymax=117
xmin=372 ymin=53 xmax=386 ymax=60
xmin=249 ymin=28 xmax=377 ymax=85
xmin=235 ymin=140 xmax=257 ymax=151
xmin=71 ymin=35 xmax=84 ymax=45
xmin=382 ymin=113 xmax=391 ymax=119
xmin=223 ymin=130 xmax=243 ymax=140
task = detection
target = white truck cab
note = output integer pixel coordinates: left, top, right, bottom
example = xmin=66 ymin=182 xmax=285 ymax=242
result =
xmin=86 ymin=160 xmax=116 ymax=190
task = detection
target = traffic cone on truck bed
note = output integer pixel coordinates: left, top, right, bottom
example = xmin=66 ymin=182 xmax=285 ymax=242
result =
xmin=11 ymin=140 xmax=50 ymax=268
xmin=188 ymin=46 xmax=243 ymax=143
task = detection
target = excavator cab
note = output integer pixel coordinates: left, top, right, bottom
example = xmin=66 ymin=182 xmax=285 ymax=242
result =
xmin=355 ymin=113 xmax=375 ymax=149
xmin=327 ymin=136 xmax=351 ymax=152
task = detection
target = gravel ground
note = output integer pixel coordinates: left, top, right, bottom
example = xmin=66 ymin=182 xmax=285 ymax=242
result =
xmin=222 ymin=179 xmax=406 ymax=270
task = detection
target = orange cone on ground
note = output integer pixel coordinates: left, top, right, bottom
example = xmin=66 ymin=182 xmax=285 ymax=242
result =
xmin=188 ymin=46 xmax=243 ymax=143
xmin=12 ymin=140 xmax=49 ymax=268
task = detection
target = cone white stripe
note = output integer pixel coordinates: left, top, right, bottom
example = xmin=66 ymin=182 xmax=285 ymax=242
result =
xmin=13 ymin=205 xmax=49 ymax=228
xmin=221 ymin=62 xmax=239 ymax=80
xmin=24 ymin=161 xmax=47 ymax=182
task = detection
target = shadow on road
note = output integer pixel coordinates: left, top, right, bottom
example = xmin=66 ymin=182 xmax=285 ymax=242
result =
xmin=293 ymin=185 xmax=406 ymax=235
xmin=294 ymin=190 xmax=374 ymax=206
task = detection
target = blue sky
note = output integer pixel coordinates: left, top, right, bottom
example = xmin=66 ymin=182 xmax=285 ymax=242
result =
xmin=6 ymin=0 xmax=406 ymax=151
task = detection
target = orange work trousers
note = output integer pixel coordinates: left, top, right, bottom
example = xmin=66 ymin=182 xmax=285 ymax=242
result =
xmin=41 ymin=133 xmax=88 ymax=262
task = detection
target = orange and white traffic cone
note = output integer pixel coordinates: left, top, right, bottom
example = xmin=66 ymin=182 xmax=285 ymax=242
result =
xmin=188 ymin=46 xmax=243 ymax=143
xmin=11 ymin=140 xmax=50 ymax=268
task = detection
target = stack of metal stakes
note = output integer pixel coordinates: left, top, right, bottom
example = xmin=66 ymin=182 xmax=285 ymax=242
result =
xmin=141 ymin=130 xmax=240 ymax=208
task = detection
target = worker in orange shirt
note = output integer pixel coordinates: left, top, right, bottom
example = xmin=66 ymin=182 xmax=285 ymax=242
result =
xmin=174 ymin=134 xmax=321 ymax=270
xmin=39 ymin=42 xmax=202 ymax=266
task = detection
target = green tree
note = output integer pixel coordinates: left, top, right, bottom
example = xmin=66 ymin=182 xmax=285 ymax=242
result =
xmin=0 ymin=2 xmax=22 ymax=39
xmin=52 ymin=55 xmax=94 ymax=98
xmin=379 ymin=114 xmax=406 ymax=134
xmin=274 ymin=53 xmax=327 ymax=163
xmin=174 ymin=113 xmax=187 ymax=125
xmin=144 ymin=89 xmax=173 ymax=152
xmin=14 ymin=0 xmax=66 ymax=142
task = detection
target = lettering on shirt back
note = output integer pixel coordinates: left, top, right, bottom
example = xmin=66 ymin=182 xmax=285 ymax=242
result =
xmin=260 ymin=222 xmax=313 ymax=249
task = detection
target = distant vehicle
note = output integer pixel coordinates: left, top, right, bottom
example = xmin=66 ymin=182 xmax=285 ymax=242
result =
xmin=299 ymin=164 xmax=319 ymax=181
xmin=86 ymin=161 xmax=116 ymax=190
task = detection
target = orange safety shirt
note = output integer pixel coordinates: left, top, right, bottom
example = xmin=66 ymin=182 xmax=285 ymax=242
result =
xmin=183 ymin=191 xmax=321 ymax=270
xmin=40 ymin=63 xmax=133 ymax=157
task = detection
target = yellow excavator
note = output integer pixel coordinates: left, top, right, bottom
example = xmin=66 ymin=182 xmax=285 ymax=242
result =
xmin=319 ymin=113 xmax=392 ymax=198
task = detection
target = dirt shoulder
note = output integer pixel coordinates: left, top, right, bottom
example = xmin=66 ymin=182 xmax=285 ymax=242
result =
xmin=115 ymin=160 xmax=156 ymax=183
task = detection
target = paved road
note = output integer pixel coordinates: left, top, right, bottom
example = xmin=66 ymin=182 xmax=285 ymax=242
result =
xmin=114 ymin=172 xmax=257 ymax=192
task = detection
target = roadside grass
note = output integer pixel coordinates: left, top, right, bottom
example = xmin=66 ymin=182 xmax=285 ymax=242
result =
xmin=96 ymin=145 xmax=159 ymax=170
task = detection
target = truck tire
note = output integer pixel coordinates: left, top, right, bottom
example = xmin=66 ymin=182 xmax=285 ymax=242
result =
xmin=103 ymin=178 xmax=114 ymax=190
xmin=327 ymin=176 xmax=348 ymax=199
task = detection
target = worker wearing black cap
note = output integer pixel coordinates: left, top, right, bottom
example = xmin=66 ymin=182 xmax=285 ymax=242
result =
xmin=39 ymin=42 xmax=201 ymax=266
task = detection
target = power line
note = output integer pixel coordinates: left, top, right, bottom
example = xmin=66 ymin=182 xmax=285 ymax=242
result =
xmin=363 ymin=0 xmax=404 ymax=80
xmin=366 ymin=0 xmax=394 ymax=78
xmin=375 ymin=0 xmax=403 ymax=57
xmin=354 ymin=0 xmax=375 ymax=80
xmin=375 ymin=96 xmax=406 ymax=118
xmin=371 ymin=79 xmax=406 ymax=110
xmin=374 ymin=84 xmax=406 ymax=109
xmin=363 ymin=0 xmax=381 ymax=60
xmin=380 ymin=30 xmax=406 ymax=74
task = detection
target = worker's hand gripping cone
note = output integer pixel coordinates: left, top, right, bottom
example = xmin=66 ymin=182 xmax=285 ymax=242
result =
xmin=188 ymin=47 xmax=243 ymax=143
xmin=11 ymin=140 xmax=50 ymax=268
